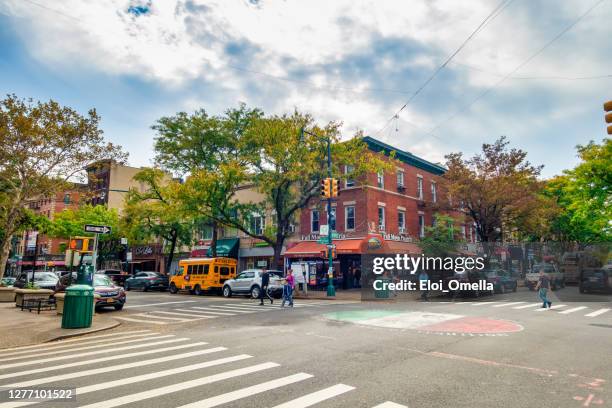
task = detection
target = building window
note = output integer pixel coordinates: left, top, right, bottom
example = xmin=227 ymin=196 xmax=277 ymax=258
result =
xmin=345 ymin=165 xmax=355 ymax=188
xmin=250 ymin=214 xmax=264 ymax=235
xmin=431 ymin=182 xmax=437 ymax=203
xmin=345 ymin=206 xmax=355 ymax=230
xmin=461 ymin=225 xmax=467 ymax=240
xmin=377 ymin=171 xmax=384 ymax=189
xmin=417 ymin=176 xmax=423 ymax=199
xmin=63 ymin=194 xmax=71 ymax=204
xmin=398 ymin=211 xmax=405 ymax=233
xmin=418 ymin=215 xmax=425 ymax=238
xmin=329 ymin=207 xmax=337 ymax=231
xmin=397 ymin=171 xmax=404 ymax=188
xmin=311 ymin=210 xmax=320 ymax=233
xmin=378 ymin=206 xmax=385 ymax=231
xmin=432 ymin=217 xmax=437 ymax=228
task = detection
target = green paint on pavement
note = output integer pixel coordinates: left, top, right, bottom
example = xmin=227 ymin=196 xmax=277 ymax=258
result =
xmin=324 ymin=310 xmax=404 ymax=322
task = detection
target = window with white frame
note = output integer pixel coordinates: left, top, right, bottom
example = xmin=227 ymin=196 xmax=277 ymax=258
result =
xmin=431 ymin=182 xmax=437 ymax=202
xmin=398 ymin=210 xmax=405 ymax=232
xmin=378 ymin=206 xmax=385 ymax=230
xmin=418 ymin=215 xmax=425 ymax=238
xmin=250 ymin=214 xmax=265 ymax=235
xmin=397 ymin=170 xmax=404 ymax=188
xmin=377 ymin=171 xmax=384 ymax=188
xmin=311 ymin=210 xmax=320 ymax=233
xmin=345 ymin=165 xmax=355 ymax=187
xmin=345 ymin=206 xmax=355 ymax=230
xmin=417 ymin=176 xmax=423 ymax=199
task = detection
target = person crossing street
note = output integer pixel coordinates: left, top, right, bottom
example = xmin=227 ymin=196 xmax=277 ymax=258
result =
xmin=282 ymin=269 xmax=295 ymax=307
xmin=259 ymin=269 xmax=274 ymax=305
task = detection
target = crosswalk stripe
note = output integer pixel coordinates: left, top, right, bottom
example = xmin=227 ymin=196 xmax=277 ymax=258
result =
xmin=535 ymin=304 xmax=567 ymax=312
xmin=0 ymin=330 xmax=152 ymax=352
xmin=79 ymin=362 xmax=281 ymax=408
xmin=513 ymin=303 xmax=542 ymax=309
xmin=271 ymin=384 xmax=355 ymax=407
xmin=0 ymin=347 xmax=227 ymax=389
xmin=176 ymin=308 xmax=236 ymax=316
xmin=559 ymin=306 xmax=588 ymax=315
xmin=150 ymin=311 xmax=218 ymax=319
xmin=216 ymin=304 xmax=268 ymax=310
xmin=0 ymin=332 xmax=156 ymax=356
xmin=0 ymin=342 xmax=207 ymax=380
xmin=124 ymin=300 xmax=198 ymax=309
xmin=176 ymin=372 xmax=314 ymax=408
xmin=133 ymin=313 xmax=201 ymax=322
xmin=191 ymin=306 xmax=252 ymax=314
xmin=585 ymin=308 xmax=611 ymax=318
xmin=372 ymin=402 xmax=408 ymax=408
xmin=0 ymin=336 xmax=181 ymax=370
xmin=472 ymin=302 xmax=498 ymax=306
xmin=492 ymin=302 xmax=526 ymax=308
xmin=205 ymin=306 xmax=258 ymax=313
xmin=114 ymin=316 xmax=169 ymax=325
xmin=0 ymin=334 xmax=174 ymax=363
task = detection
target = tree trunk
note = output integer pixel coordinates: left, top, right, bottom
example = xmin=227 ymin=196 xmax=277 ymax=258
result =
xmin=272 ymin=240 xmax=284 ymax=271
xmin=0 ymin=237 xmax=12 ymax=280
xmin=210 ymin=220 xmax=218 ymax=257
xmin=165 ymin=229 xmax=177 ymax=274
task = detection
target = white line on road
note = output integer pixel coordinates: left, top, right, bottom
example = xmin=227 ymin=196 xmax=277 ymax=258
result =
xmin=150 ymin=311 xmax=218 ymax=319
xmin=372 ymin=402 xmax=408 ymax=408
xmin=218 ymin=304 xmax=271 ymax=310
xmin=0 ymin=330 xmax=152 ymax=352
xmin=585 ymin=308 xmax=611 ymax=318
xmin=0 ymin=336 xmax=180 ymax=370
xmin=205 ymin=305 xmax=258 ymax=313
xmin=176 ymin=373 xmax=314 ymax=408
xmin=0 ymin=342 xmax=207 ymax=380
xmin=0 ymin=347 xmax=227 ymax=390
xmin=176 ymin=308 xmax=236 ymax=316
xmin=472 ymin=302 xmax=499 ymax=306
xmin=78 ymin=362 xmax=281 ymax=408
xmin=492 ymin=302 xmax=526 ymax=308
xmin=559 ymin=306 xmax=588 ymax=315
xmin=124 ymin=300 xmax=198 ymax=308
xmin=535 ymin=304 xmax=567 ymax=312
xmin=512 ymin=303 xmax=542 ymax=309
xmin=271 ymin=384 xmax=355 ymax=408
xmin=114 ymin=316 xmax=169 ymax=325
xmin=133 ymin=313 xmax=199 ymax=322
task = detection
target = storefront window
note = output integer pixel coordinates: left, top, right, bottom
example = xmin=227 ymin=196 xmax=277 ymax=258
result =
xmin=345 ymin=206 xmax=355 ymax=230
xmin=311 ymin=210 xmax=319 ymax=233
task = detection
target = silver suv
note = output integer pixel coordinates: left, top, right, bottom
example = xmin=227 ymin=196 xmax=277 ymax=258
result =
xmin=222 ymin=269 xmax=284 ymax=299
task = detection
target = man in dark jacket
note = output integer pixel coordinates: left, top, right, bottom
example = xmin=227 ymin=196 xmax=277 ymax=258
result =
xmin=259 ymin=270 xmax=273 ymax=305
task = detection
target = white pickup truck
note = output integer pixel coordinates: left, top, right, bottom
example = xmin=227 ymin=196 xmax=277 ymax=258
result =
xmin=525 ymin=263 xmax=565 ymax=290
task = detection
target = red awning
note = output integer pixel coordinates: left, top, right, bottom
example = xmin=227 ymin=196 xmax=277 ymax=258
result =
xmin=383 ymin=241 xmax=422 ymax=255
xmin=284 ymin=242 xmax=326 ymax=258
xmin=335 ymin=239 xmax=365 ymax=254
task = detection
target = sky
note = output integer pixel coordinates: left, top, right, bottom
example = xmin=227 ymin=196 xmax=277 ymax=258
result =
xmin=0 ymin=0 xmax=611 ymax=178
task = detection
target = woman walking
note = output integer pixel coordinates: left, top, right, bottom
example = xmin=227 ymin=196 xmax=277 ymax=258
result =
xmin=282 ymin=269 xmax=295 ymax=308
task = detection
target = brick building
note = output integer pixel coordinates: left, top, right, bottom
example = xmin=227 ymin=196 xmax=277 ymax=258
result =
xmin=285 ymin=136 xmax=476 ymax=289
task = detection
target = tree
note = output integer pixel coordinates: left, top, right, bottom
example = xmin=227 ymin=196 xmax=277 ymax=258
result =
xmin=0 ymin=94 xmax=126 ymax=278
xmin=441 ymin=136 xmax=544 ymax=242
xmin=123 ymin=168 xmax=192 ymax=273
xmin=418 ymin=214 xmax=462 ymax=257
xmin=544 ymin=138 xmax=611 ymax=243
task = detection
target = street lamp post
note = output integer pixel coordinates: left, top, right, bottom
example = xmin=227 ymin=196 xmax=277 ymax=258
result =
xmin=301 ymin=128 xmax=336 ymax=297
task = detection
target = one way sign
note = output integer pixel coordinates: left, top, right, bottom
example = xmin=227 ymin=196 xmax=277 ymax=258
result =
xmin=84 ymin=224 xmax=112 ymax=234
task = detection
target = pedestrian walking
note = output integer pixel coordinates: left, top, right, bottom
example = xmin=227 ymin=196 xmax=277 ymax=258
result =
xmin=535 ymin=269 xmax=552 ymax=309
xmin=282 ymin=269 xmax=295 ymax=307
xmin=259 ymin=270 xmax=273 ymax=305
xmin=419 ymin=270 xmax=429 ymax=301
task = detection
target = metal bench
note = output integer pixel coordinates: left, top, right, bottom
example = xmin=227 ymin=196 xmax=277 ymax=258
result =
xmin=20 ymin=298 xmax=57 ymax=314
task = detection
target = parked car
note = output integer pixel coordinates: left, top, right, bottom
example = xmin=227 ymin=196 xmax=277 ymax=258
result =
xmin=93 ymin=274 xmax=126 ymax=310
xmin=525 ymin=263 xmax=564 ymax=290
xmin=98 ymin=269 xmax=130 ymax=287
xmin=485 ymin=268 xmax=518 ymax=294
xmin=222 ymin=269 xmax=284 ymax=299
xmin=13 ymin=272 xmax=59 ymax=291
xmin=1 ymin=276 xmax=16 ymax=286
xmin=125 ymin=272 xmax=169 ymax=292
xmin=579 ymin=263 xmax=612 ymax=294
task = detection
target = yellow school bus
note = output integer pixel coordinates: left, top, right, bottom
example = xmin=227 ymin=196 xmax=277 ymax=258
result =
xmin=169 ymin=257 xmax=237 ymax=295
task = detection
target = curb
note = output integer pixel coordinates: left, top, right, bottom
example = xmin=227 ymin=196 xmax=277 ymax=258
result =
xmin=44 ymin=320 xmax=122 ymax=343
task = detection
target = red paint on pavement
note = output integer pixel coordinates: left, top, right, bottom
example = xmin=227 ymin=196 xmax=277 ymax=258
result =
xmin=418 ymin=316 xmax=523 ymax=334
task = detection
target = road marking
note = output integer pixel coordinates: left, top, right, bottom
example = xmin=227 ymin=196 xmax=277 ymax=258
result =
xmin=78 ymin=362 xmax=281 ymax=408
xmin=133 ymin=313 xmax=200 ymax=322
xmin=205 ymin=305 xmax=258 ymax=313
xmin=0 ymin=330 xmax=152 ymax=352
xmin=559 ymin=306 xmax=589 ymax=315
xmin=0 ymin=336 xmax=180 ymax=370
xmin=176 ymin=372 xmax=314 ymax=408
xmin=0 ymin=332 xmax=156 ymax=356
xmin=191 ymin=306 xmax=251 ymax=313
xmin=150 ymin=311 xmax=218 ymax=319
xmin=114 ymin=316 xmax=169 ymax=325
xmin=492 ymin=302 xmax=526 ymax=308
xmin=0 ymin=342 xmax=207 ymax=380
xmin=219 ymin=304 xmax=271 ymax=310
xmin=535 ymin=304 xmax=567 ymax=312
xmin=585 ymin=308 xmax=611 ymax=318
xmin=0 ymin=334 xmax=174 ymax=363
xmin=472 ymin=302 xmax=499 ymax=306
xmin=271 ymin=384 xmax=355 ymax=407
xmin=372 ymin=402 xmax=408 ymax=408
xmin=513 ymin=303 xmax=542 ymax=309
xmin=0 ymin=347 xmax=227 ymax=389
xmin=176 ymin=308 xmax=236 ymax=316
xmin=124 ymin=300 xmax=198 ymax=308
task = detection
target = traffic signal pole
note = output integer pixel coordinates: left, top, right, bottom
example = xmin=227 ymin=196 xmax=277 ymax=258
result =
xmin=325 ymin=136 xmax=336 ymax=297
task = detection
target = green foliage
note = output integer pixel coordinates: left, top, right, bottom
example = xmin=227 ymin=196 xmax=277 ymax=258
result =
xmin=418 ymin=214 xmax=461 ymax=256
xmin=24 ymin=282 xmax=39 ymax=290
xmin=45 ymin=204 xmax=121 ymax=241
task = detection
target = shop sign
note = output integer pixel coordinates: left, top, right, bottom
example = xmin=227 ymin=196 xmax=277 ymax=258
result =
xmin=382 ymin=233 xmax=413 ymax=243
xmin=302 ymin=233 xmax=346 ymax=241
xmin=367 ymin=236 xmax=383 ymax=250
xmin=133 ymin=245 xmax=157 ymax=257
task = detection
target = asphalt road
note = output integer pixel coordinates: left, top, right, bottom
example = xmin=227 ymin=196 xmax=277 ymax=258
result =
xmin=1 ymin=287 xmax=610 ymax=408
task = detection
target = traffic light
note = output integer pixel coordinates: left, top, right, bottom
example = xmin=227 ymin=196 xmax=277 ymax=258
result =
xmin=327 ymin=246 xmax=336 ymax=259
xmin=321 ymin=178 xmax=331 ymax=198
xmin=69 ymin=237 xmax=94 ymax=253
xmin=605 ymin=100 xmax=612 ymax=135
xmin=331 ymin=178 xmax=339 ymax=197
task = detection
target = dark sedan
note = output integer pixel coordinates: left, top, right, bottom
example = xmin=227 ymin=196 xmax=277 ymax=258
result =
xmin=486 ymin=269 xmax=518 ymax=294
xmin=579 ymin=264 xmax=612 ymax=294
xmin=125 ymin=272 xmax=169 ymax=292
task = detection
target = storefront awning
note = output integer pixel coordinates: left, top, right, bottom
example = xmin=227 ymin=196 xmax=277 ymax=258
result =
xmin=206 ymin=238 xmax=240 ymax=259
xmin=284 ymin=242 xmax=326 ymax=258
xmin=383 ymin=240 xmax=422 ymax=255
xmin=335 ymin=239 xmax=365 ymax=254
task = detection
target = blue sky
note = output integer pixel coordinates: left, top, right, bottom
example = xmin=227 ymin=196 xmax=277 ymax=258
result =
xmin=1 ymin=0 xmax=611 ymax=178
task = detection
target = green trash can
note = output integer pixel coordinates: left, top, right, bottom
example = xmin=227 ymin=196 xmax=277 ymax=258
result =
xmin=374 ymin=278 xmax=390 ymax=299
xmin=61 ymin=285 xmax=94 ymax=329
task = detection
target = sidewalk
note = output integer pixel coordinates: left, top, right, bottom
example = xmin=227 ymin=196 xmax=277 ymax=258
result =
xmin=0 ymin=303 xmax=120 ymax=349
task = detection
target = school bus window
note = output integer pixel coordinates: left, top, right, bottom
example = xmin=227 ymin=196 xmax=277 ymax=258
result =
xmin=220 ymin=266 xmax=230 ymax=276
xmin=177 ymin=266 xmax=184 ymax=276
xmin=187 ymin=265 xmax=194 ymax=274
xmin=214 ymin=266 xmax=218 ymax=274
xmin=203 ymin=264 xmax=210 ymax=275
xmin=195 ymin=265 xmax=202 ymax=275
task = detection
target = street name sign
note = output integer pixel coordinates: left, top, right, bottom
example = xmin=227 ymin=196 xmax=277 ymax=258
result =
xmin=84 ymin=224 xmax=112 ymax=234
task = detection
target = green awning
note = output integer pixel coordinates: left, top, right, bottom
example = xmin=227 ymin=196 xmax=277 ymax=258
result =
xmin=207 ymin=238 xmax=240 ymax=259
